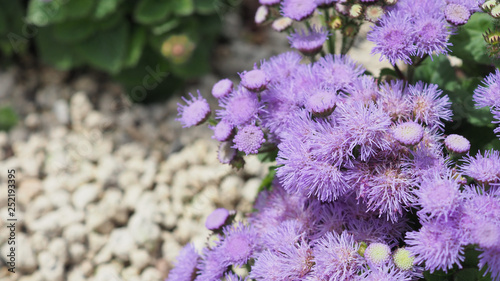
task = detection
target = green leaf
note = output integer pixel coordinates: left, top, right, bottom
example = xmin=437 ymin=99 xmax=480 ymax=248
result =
xmin=52 ymin=19 xmax=96 ymax=44
xmin=74 ymin=22 xmax=129 ymax=74
xmin=122 ymin=26 xmax=146 ymax=68
xmin=449 ymin=13 xmax=496 ymax=66
xmin=173 ymin=0 xmax=194 ymax=16
xmin=453 ymin=268 xmax=480 ymax=281
xmin=151 ymin=18 xmax=180 ymax=35
xmin=194 ymin=0 xmax=217 ymax=14
xmin=58 ymin=0 xmax=95 ymax=21
xmin=134 ymin=0 xmax=173 ymax=25
xmin=26 ymin=0 xmax=63 ymax=26
xmin=36 ymin=27 xmax=79 ymax=70
xmin=378 ymin=67 xmax=398 ymax=79
xmin=93 ymin=0 xmax=122 ymax=19
xmin=0 ymin=107 xmax=18 ymax=131
xmin=258 ymin=167 xmax=276 ymax=193
xmin=257 ymin=149 xmax=278 ymax=162
xmin=414 ymin=55 xmax=456 ymax=89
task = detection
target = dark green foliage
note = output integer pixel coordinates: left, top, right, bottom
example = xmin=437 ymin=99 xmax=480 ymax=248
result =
xmin=0 ymin=107 xmax=18 ymax=131
xmin=1 ymin=0 xmax=223 ymax=102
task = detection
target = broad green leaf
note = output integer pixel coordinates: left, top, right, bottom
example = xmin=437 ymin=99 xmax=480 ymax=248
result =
xmin=378 ymin=67 xmax=398 ymax=80
xmin=414 ymin=55 xmax=456 ymax=89
xmin=26 ymin=0 xmax=63 ymax=26
xmin=52 ymin=19 xmax=96 ymax=44
xmin=258 ymin=167 xmax=277 ymax=193
xmin=36 ymin=27 xmax=78 ymax=70
xmin=194 ymin=0 xmax=218 ymax=14
xmin=122 ymin=26 xmax=146 ymax=68
xmin=58 ymin=0 xmax=95 ymax=21
xmin=0 ymin=107 xmax=18 ymax=131
xmin=257 ymin=149 xmax=278 ymax=162
xmin=93 ymin=0 xmax=122 ymax=19
xmin=449 ymin=13 xmax=495 ymax=66
xmin=173 ymin=0 xmax=194 ymax=16
xmin=74 ymin=23 xmax=129 ymax=74
xmin=134 ymin=0 xmax=172 ymax=25
xmin=152 ymin=18 xmax=180 ymax=35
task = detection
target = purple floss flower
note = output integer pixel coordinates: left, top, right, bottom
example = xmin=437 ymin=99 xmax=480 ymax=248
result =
xmin=405 ymin=219 xmax=465 ymax=273
xmin=288 ymin=26 xmax=329 ymax=55
xmin=402 ymin=145 xmax=448 ymax=179
xmin=360 ymin=263 xmax=414 ymax=281
xmin=205 ymin=208 xmax=230 ymax=231
xmin=260 ymin=88 xmax=301 ymax=139
xmin=471 ymin=218 xmax=500 ymax=249
xmin=211 ymin=120 xmax=234 ymax=142
xmin=261 ymin=220 xmax=306 ymax=250
xmin=240 ymin=69 xmax=269 ymax=92
xmin=232 ymin=124 xmax=265 ymax=155
xmin=474 ymin=69 xmax=500 ymax=108
xmin=337 ymin=101 xmax=392 ymax=161
xmin=261 ymin=51 xmax=302 ymax=83
xmin=444 ymin=3 xmax=470 ymax=25
xmin=176 ymin=91 xmax=211 ymax=128
xmin=251 ymin=241 xmax=315 ymax=280
xmin=313 ymin=54 xmax=366 ymax=89
xmin=494 ymin=109 xmax=500 ymax=138
xmin=478 ymin=247 xmax=500 ymax=281
xmin=359 ymin=161 xmax=417 ymax=222
xmin=413 ymin=15 xmax=452 ymax=58
xmin=219 ymin=222 xmax=258 ymax=266
xmin=415 ymin=170 xmax=462 ymax=222
xmin=217 ymin=86 xmax=262 ymax=127
xmin=377 ymin=79 xmax=412 ymax=121
xmin=195 ymin=247 xmax=229 ymax=281
xmin=212 ymin=79 xmax=233 ymax=99
xmin=459 ymin=149 xmax=500 ymax=185
xmin=367 ymin=11 xmax=416 ymax=65
xmin=281 ymin=0 xmax=317 ymax=21
xmin=304 ymin=86 xmax=338 ymax=117
xmin=408 ymin=82 xmax=452 ymax=129
xmin=311 ymin=231 xmax=364 ymax=280
xmin=218 ymin=141 xmax=237 ymax=164
xmin=392 ymin=121 xmax=424 ymax=146
xmin=260 ymin=0 xmax=281 ymax=5
xmin=224 ymin=272 xmax=247 ymax=281
xmin=309 ymin=201 xmax=346 ymax=241
xmin=345 ymin=75 xmax=379 ymax=105
xmin=444 ymin=134 xmax=470 ymax=154
xmin=166 ymin=243 xmax=199 ymax=281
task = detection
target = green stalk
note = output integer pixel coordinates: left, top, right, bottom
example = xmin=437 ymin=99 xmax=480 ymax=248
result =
xmin=324 ymin=8 xmax=336 ymax=54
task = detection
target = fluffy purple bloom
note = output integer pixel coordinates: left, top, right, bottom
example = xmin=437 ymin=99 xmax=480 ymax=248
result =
xmin=471 ymin=218 xmax=500 ymax=249
xmin=260 ymin=0 xmax=281 ymax=4
xmin=494 ymin=109 xmax=500 ymax=138
xmin=360 ymin=263 xmax=414 ymax=281
xmin=408 ymin=82 xmax=452 ymax=128
xmin=377 ymin=80 xmax=412 ymax=121
xmin=224 ymin=272 xmax=247 ymax=281
xmin=212 ymin=79 xmax=233 ymax=99
xmin=345 ymin=75 xmax=379 ymax=105
xmin=261 ymin=51 xmax=303 ymax=83
xmin=218 ymin=222 xmax=258 ymax=266
xmin=176 ymin=91 xmax=211 ymax=128
xmin=240 ymin=69 xmax=269 ymax=92
xmin=289 ymin=26 xmax=329 ymax=55
xmin=405 ymin=220 xmax=465 ymax=273
xmin=166 ymin=243 xmax=199 ymax=281
xmin=392 ymin=121 xmax=424 ymax=146
xmin=444 ymin=4 xmax=470 ymax=25
xmin=211 ymin=120 xmax=234 ymax=142
xmin=261 ymin=220 xmax=305 ymax=250
xmin=311 ymin=231 xmax=364 ymax=280
xmin=459 ymin=150 xmax=500 ymax=185
xmin=313 ymin=54 xmax=366 ymax=89
xmin=368 ymin=11 xmax=417 ymax=65
xmin=205 ymin=208 xmax=230 ymax=230
xmin=478 ymin=247 xmax=500 ymax=281
xmin=217 ymin=86 xmax=262 ymax=127
xmin=251 ymin=242 xmax=315 ymax=280
xmin=444 ymin=134 xmax=470 ymax=154
xmin=195 ymin=247 xmax=229 ymax=281
xmin=474 ymin=69 xmax=500 ymax=109
xmin=232 ymin=124 xmax=265 ymax=155
xmin=415 ymin=170 xmax=462 ymax=222
xmin=338 ymin=102 xmax=392 ymax=160
xmin=305 ymin=87 xmax=338 ymax=117
xmin=413 ymin=16 xmax=451 ymax=58
xmin=281 ymin=0 xmax=316 ymax=21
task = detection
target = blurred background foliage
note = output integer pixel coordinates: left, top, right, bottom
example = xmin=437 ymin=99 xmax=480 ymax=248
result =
xmin=0 ymin=0 xmax=224 ymax=103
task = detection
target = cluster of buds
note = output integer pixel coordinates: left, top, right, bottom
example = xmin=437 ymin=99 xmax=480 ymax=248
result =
xmin=482 ymin=0 xmax=500 ymax=18
xmin=335 ymin=0 xmax=396 ymax=23
xmin=483 ymin=27 xmax=500 ymax=58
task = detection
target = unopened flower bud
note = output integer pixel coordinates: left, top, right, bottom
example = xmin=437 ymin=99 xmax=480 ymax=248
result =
xmin=482 ymin=0 xmax=497 ymax=12
xmin=491 ymin=5 xmax=500 ymax=18
xmin=365 ymin=5 xmax=384 ymax=22
xmin=349 ymin=4 xmax=363 ymax=18
xmin=384 ymin=0 xmax=398 ymax=5
xmin=272 ymin=17 xmax=293 ymax=32
xmin=330 ymin=16 xmax=343 ymax=29
xmin=393 ymin=248 xmax=415 ymax=271
xmin=444 ymin=134 xmax=470 ymax=154
xmin=255 ymin=5 xmax=269 ymax=24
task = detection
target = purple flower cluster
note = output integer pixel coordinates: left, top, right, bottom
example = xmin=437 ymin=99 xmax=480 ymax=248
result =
xmin=368 ymin=0 xmax=457 ymax=64
xmin=175 ymin=50 xmax=500 ymax=280
xmin=474 ymin=69 xmax=500 ymax=139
